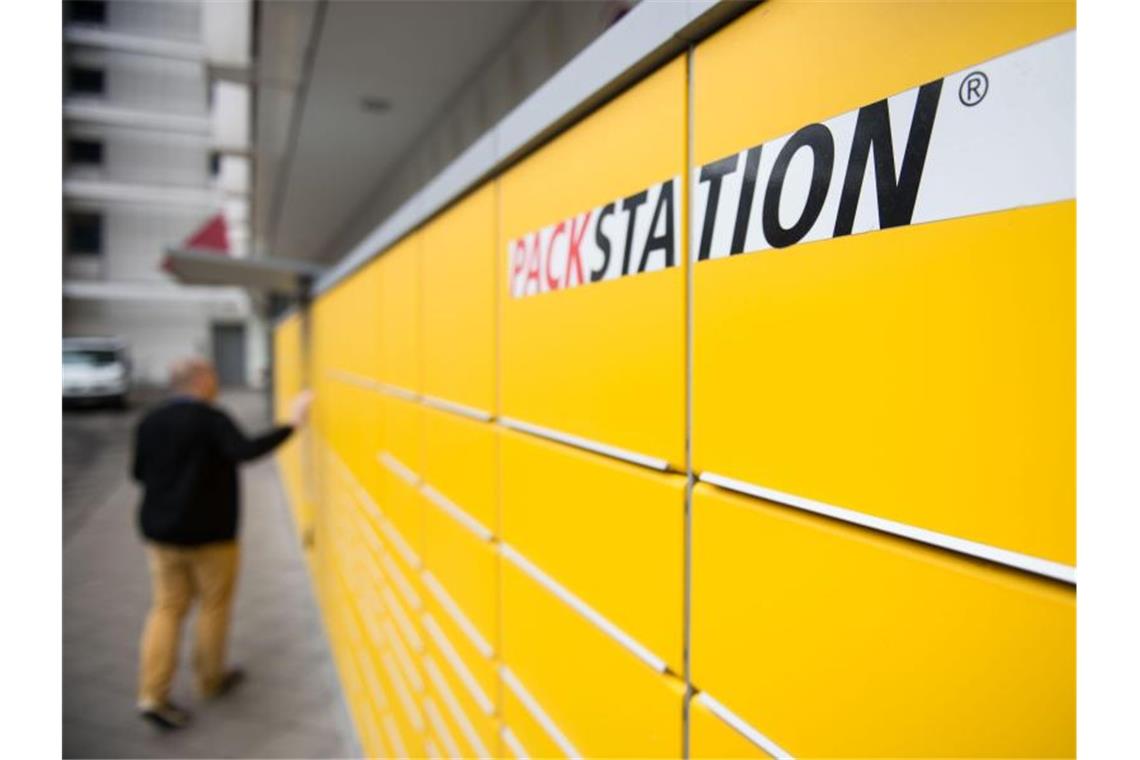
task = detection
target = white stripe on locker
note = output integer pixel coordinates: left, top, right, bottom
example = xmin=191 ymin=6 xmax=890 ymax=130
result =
xmin=422 ymin=393 xmax=494 ymax=422
xmin=422 ymin=613 xmax=496 ymax=715
xmin=355 ymin=483 xmax=384 ymax=523
xmin=326 ymin=368 xmax=374 ymax=389
xmin=382 ymin=713 xmax=408 ymax=759
xmin=331 ymin=446 xmax=424 ymax=571
xmin=381 ymin=585 xmax=424 ymax=652
xmin=360 ymin=520 xmax=384 ymax=560
xmin=421 ymin=571 xmax=495 ymax=658
xmin=698 ymin=471 xmax=1077 ymax=584
xmin=360 ymin=653 xmax=389 ymax=712
xmin=381 ymin=650 xmax=424 ymax=731
xmin=499 ymin=416 xmax=670 ymax=472
xmin=423 ymin=696 xmax=462 ymax=759
xmin=421 ymin=483 xmax=495 ymax=541
xmin=499 ymin=543 xmax=668 ymax=674
xmin=381 ymin=551 xmax=423 ymax=610
xmin=379 ymin=519 xmax=422 ymax=569
xmin=499 ymin=665 xmax=581 ymax=760
xmin=500 ymin=726 xmax=530 ymax=760
xmin=378 ymin=450 xmax=421 ymax=487
xmin=358 ymin=594 xmax=387 ymax=649
xmin=382 ymin=618 xmax=424 ymax=692
xmin=374 ymin=380 xmax=420 ymax=401
xmin=362 ymin=714 xmax=390 ymax=760
xmin=695 ymin=691 xmax=793 ymax=760
xmin=424 ymin=655 xmax=492 ymax=758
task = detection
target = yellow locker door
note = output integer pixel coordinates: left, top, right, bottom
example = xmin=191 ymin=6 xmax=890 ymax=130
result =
xmin=499 ymin=428 xmax=684 ymax=673
xmin=691 ymin=483 xmax=1075 ymax=758
xmin=421 ymin=183 xmax=497 ymax=414
xmin=422 ymin=406 xmax=497 ymax=534
xmin=500 ymin=559 xmax=684 ymax=758
xmin=377 ymin=233 xmax=423 ymax=394
xmin=422 ymin=486 xmax=498 ymax=654
xmin=499 ymin=56 xmax=687 ymax=468
xmin=691 ymin=0 xmax=1076 ymax=568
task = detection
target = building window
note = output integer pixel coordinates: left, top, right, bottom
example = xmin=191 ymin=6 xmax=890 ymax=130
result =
xmin=68 ymin=1 xmax=108 ymax=25
xmin=67 ymin=138 xmax=104 ymax=166
xmin=209 ymin=151 xmax=222 ymax=178
xmin=67 ymin=212 xmax=103 ymax=256
xmin=68 ymin=66 xmax=105 ymax=96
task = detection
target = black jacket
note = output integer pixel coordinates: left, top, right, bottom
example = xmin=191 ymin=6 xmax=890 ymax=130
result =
xmin=132 ymin=397 xmax=293 ymax=545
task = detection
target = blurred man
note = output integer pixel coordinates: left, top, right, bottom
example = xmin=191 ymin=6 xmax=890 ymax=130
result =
xmin=131 ymin=356 xmax=312 ymax=729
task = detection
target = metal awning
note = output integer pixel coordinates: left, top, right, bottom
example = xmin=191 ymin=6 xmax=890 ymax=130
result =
xmin=163 ymin=247 xmax=323 ymax=295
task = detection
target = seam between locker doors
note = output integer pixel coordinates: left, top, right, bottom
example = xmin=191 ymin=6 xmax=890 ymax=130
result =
xmin=493 ymin=175 xmax=505 ymax=742
xmin=698 ymin=471 xmax=1077 ymax=584
xmin=682 ymin=40 xmax=696 ymax=760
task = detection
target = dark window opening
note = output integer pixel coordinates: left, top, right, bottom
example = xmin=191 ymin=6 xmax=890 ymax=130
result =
xmin=67 ymin=138 xmax=104 ymax=166
xmin=68 ymin=66 xmax=105 ymax=96
xmin=68 ymin=1 xmax=108 ymax=25
xmin=67 ymin=212 xmax=103 ymax=256
xmin=209 ymin=152 xmax=222 ymax=178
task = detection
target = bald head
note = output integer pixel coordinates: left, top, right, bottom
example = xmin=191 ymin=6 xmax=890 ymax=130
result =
xmin=170 ymin=356 xmax=218 ymax=400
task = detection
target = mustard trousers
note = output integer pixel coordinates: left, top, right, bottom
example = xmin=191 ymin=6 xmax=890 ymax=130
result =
xmin=137 ymin=541 xmax=239 ymax=707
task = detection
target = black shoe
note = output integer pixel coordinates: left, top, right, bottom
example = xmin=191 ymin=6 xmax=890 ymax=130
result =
xmin=206 ymin=668 xmax=246 ymax=699
xmin=139 ymin=702 xmax=191 ymax=730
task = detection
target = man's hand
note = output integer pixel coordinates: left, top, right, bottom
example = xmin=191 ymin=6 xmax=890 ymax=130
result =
xmin=290 ymin=390 xmax=314 ymax=428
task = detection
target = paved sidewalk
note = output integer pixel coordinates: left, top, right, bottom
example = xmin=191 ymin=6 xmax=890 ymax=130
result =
xmin=63 ymin=391 xmax=358 ymax=759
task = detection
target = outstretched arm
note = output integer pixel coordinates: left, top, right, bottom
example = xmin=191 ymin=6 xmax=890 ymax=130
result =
xmin=209 ymin=412 xmax=293 ymax=463
xmin=208 ymin=390 xmax=313 ymax=463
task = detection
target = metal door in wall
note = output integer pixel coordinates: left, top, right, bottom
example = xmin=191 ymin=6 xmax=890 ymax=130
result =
xmin=211 ymin=323 xmax=246 ymax=387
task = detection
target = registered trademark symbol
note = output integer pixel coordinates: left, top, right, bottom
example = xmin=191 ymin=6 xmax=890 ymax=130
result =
xmin=959 ymin=71 xmax=989 ymax=106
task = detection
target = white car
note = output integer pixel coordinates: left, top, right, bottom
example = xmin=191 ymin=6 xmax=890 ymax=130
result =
xmin=63 ymin=337 xmax=131 ymax=408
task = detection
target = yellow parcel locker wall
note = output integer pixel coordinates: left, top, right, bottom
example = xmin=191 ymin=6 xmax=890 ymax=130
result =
xmin=691 ymin=483 xmax=1075 ymax=758
xmin=691 ymin=0 xmax=1076 ymax=565
xmin=271 ymin=2 xmax=1077 ymax=756
xmin=498 ymin=55 xmax=687 ymax=468
xmin=421 ymin=183 xmax=497 ymax=414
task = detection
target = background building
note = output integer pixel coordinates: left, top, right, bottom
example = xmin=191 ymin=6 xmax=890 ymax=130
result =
xmin=62 ymin=0 xmax=262 ymax=387
xmin=61 ymin=0 xmax=631 ymax=389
